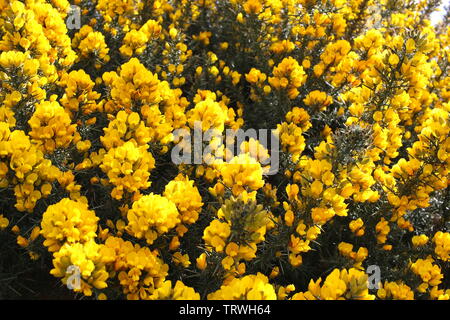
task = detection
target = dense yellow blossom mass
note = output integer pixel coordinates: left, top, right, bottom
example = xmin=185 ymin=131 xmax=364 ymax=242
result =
xmin=0 ymin=0 xmax=449 ymax=300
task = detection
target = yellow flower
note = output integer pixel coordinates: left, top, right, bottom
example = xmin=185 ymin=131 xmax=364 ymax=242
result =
xmin=149 ymin=280 xmax=200 ymax=300
xmin=276 ymin=122 xmax=305 ymax=162
xmin=311 ymin=207 xmax=335 ymax=226
xmin=126 ymin=193 xmax=180 ymax=245
xmin=306 ymin=226 xmax=321 ymax=241
xmin=196 ymin=253 xmax=207 ymax=270
xmin=433 ymin=232 xmax=450 ymax=262
xmin=388 ymin=53 xmax=400 ymax=65
xmin=172 ymin=252 xmax=191 ymax=268
xmin=41 ymin=198 xmax=99 ymax=252
xmin=270 ymin=40 xmax=295 ymax=54
xmin=377 ymin=281 xmax=414 ymax=300
xmin=412 ymin=234 xmax=429 ymax=247
xmin=285 ymin=107 xmax=311 ymax=131
xmin=28 ymin=100 xmax=79 ymax=153
xmin=50 ymin=240 xmax=109 ymax=296
xmin=164 ymin=174 xmax=203 ymax=225
xmin=203 ymin=220 xmax=231 ymax=252
xmin=100 ymin=141 xmax=155 ymax=200
xmin=187 ymin=97 xmax=227 ymax=132
xmin=101 ymin=111 xmax=152 ymax=150
xmin=310 ymin=180 xmax=324 ymax=197
xmin=375 ymin=218 xmax=390 ymax=244
xmin=120 ymin=21 xmax=161 ymax=57
xmin=30 ymin=226 xmax=40 ymax=241
xmin=0 ymin=215 xmax=9 ymax=230
xmin=284 ymin=210 xmax=295 ymax=227
xmin=73 ymin=26 xmax=109 ymax=67
xmin=169 ymin=28 xmax=178 ymax=39
xmin=269 ymin=57 xmax=307 ymax=99
xmin=292 ymin=268 xmax=374 ymax=300
xmin=208 ymin=273 xmax=276 ymax=300
xmin=245 ymin=68 xmax=267 ymax=84
xmin=243 ymin=0 xmax=263 ymax=14
xmin=303 ymin=90 xmax=333 ymax=111
xmin=349 ymin=218 xmax=365 ymax=236
xmin=225 ymin=242 xmax=240 ymax=257
xmin=98 ymin=293 xmax=107 ymax=300
xmin=410 ymin=258 xmax=443 ymax=291
xmin=17 ymin=235 xmax=29 ymax=247
xmin=216 ymin=153 xmax=265 ymax=195
xmin=289 ymin=253 xmax=303 ymax=267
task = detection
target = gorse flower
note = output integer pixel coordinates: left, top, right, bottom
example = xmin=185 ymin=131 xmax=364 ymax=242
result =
xmin=126 ymin=193 xmax=180 ymax=245
xmin=269 ymin=57 xmax=307 ymax=99
xmin=292 ymin=268 xmax=375 ymax=300
xmin=50 ymin=240 xmax=108 ymax=296
xmin=99 ymin=141 xmax=156 ymax=200
xmin=41 ymin=198 xmax=99 ymax=252
xmin=0 ymin=0 xmax=449 ymax=301
xmin=207 ymin=273 xmax=277 ymax=300
xmin=377 ymin=281 xmax=414 ymax=300
xmin=28 ymin=100 xmax=80 ymax=153
xmin=149 ymin=280 xmax=200 ymax=300
xmin=163 ymin=174 xmax=203 ymax=225
xmin=214 ymin=153 xmax=265 ymax=196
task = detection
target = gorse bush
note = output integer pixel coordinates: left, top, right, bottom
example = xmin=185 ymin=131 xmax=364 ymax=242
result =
xmin=0 ymin=0 xmax=449 ymax=300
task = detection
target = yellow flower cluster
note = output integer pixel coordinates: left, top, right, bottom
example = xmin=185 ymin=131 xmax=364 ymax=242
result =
xmin=163 ymin=174 xmax=203 ymax=225
xmin=40 ymin=198 xmax=99 ymax=252
xmin=0 ymin=124 xmax=60 ymax=212
xmin=208 ymin=273 xmax=277 ymax=300
xmin=101 ymin=58 xmax=186 ymax=141
xmin=126 ymin=193 xmax=180 ymax=245
xmin=120 ymin=20 xmax=162 ymax=58
xmin=410 ymin=258 xmax=443 ymax=293
xmin=59 ymin=70 xmax=101 ymax=117
xmin=290 ymin=157 xmax=349 ymax=229
xmin=303 ymin=90 xmax=333 ymax=112
xmin=203 ymin=220 xmax=231 ymax=253
xmin=187 ymin=96 xmax=228 ymax=133
xmin=101 ymin=111 xmax=152 ymax=150
xmin=276 ymin=122 xmax=306 ymax=162
xmin=337 ymin=242 xmax=368 ymax=269
xmin=0 ymin=53 xmax=42 ymax=128
xmin=102 ymin=58 xmax=161 ymax=111
xmin=73 ymin=26 xmax=110 ymax=69
xmin=377 ymin=282 xmax=414 ymax=300
xmin=28 ymin=100 xmax=80 ymax=153
xmin=99 ymin=141 xmax=155 ymax=200
xmin=0 ymin=0 xmax=449 ymax=301
xmin=149 ymin=280 xmax=200 ymax=300
xmin=349 ymin=218 xmax=365 ymax=237
xmin=246 ymin=68 xmax=270 ymax=101
xmin=0 ymin=1 xmax=74 ymax=74
xmin=269 ymin=57 xmax=307 ymax=99
xmin=100 ymin=236 xmax=169 ymax=300
xmin=50 ymin=240 xmax=108 ymax=296
xmin=203 ymin=193 xmax=273 ymax=279
xmin=433 ymin=232 xmax=450 ymax=262
xmin=38 ymin=197 xmax=105 ymax=296
xmin=292 ymin=268 xmax=375 ymax=300
xmin=285 ymin=107 xmax=311 ymax=131
xmin=412 ymin=234 xmax=429 ymax=247
xmin=214 ymin=154 xmax=265 ymax=196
